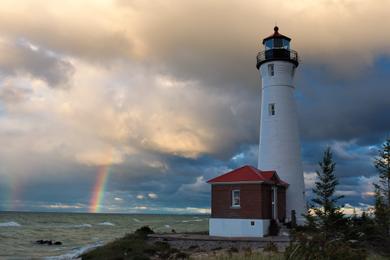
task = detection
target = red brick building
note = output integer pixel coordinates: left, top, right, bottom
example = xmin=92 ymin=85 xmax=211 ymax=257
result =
xmin=207 ymin=165 xmax=288 ymax=237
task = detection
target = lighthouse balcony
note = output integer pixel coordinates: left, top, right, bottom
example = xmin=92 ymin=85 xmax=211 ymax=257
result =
xmin=256 ymin=49 xmax=299 ymax=69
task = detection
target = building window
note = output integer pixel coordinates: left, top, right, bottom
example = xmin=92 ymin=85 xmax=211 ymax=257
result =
xmin=269 ymin=103 xmax=275 ymax=116
xmin=268 ymin=64 xmax=274 ymax=76
xmin=232 ymin=190 xmax=240 ymax=207
xmin=251 ymin=221 xmax=255 ymax=226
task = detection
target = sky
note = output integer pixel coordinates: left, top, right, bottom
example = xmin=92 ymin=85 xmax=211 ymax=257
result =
xmin=0 ymin=0 xmax=389 ymax=214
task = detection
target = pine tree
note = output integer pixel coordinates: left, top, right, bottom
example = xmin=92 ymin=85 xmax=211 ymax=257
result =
xmin=310 ymin=147 xmax=345 ymax=237
xmin=285 ymin=148 xmax=367 ymax=259
xmin=373 ymin=138 xmax=390 ymax=236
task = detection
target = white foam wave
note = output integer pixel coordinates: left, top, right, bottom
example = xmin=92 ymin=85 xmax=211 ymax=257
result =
xmin=45 ymin=242 xmax=103 ymax=260
xmin=181 ymin=219 xmax=204 ymax=223
xmin=164 ymin=224 xmax=171 ymax=228
xmin=0 ymin=221 xmax=21 ymax=227
xmin=72 ymin=224 xmax=92 ymax=228
xmin=132 ymin=218 xmax=141 ymax=223
xmin=98 ymin=222 xmax=115 ymax=226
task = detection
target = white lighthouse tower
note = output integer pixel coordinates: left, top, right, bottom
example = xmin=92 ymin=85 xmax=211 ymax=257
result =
xmin=256 ymin=27 xmax=306 ymax=222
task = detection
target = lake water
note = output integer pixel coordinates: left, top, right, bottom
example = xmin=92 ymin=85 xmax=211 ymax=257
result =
xmin=0 ymin=211 xmax=209 ymax=259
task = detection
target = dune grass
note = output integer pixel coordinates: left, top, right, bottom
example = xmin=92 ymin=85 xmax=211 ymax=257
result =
xmin=81 ymin=226 xmax=389 ymax=260
xmin=81 ymin=226 xmax=188 ymax=260
xmin=193 ymin=252 xmax=284 ymax=260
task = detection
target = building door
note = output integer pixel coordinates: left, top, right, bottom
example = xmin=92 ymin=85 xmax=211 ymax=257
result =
xmin=271 ymin=186 xmax=277 ymax=220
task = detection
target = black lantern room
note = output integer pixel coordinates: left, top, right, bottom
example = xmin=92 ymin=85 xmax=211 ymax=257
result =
xmin=256 ymin=26 xmax=299 ymax=69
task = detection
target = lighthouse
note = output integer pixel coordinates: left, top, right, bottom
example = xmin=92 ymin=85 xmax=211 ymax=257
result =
xmin=256 ymin=26 xmax=306 ymax=222
xmin=206 ymin=27 xmax=305 ymax=237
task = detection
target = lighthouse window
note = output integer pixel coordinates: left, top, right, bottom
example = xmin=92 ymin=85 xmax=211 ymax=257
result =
xmin=269 ymin=103 xmax=276 ymax=116
xmin=265 ymin=39 xmax=273 ymax=50
xmin=268 ymin=64 xmax=274 ymax=76
xmin=283 ymin=39 xmax=290 ymax=49
xmin=274 ymin=38 xmax=283 ymax=48
xmin=232 ymin=190 xmax=240 ymax=207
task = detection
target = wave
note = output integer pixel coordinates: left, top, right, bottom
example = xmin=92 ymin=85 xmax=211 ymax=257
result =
xmin=132 ymin=218 xmax=141 ymax=223
xmin=181 ymin=219 xmax=204 ymax=223
xmin=0 ymin=221 xmax=21 ymax=227
xmin=164 ymin=224 xmax=171 ymax=228
xmin=45 ymin=241 xmax=103 ymax=260
xmin=71 ymin=224 xmax=92 ymax=228
xmin=98 ymin=222 xmax=115 ymax=226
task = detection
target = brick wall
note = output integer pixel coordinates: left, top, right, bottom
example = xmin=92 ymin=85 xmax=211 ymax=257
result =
xmin=211 ymin=183 xmax=286 ymax=220
xmin=211 ymin=184 xmax=262 ymax=218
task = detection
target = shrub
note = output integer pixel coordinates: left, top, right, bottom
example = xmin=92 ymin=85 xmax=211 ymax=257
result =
xmin=143 ymin=248 xmax=156 ymax=255
xmin=132 ymin=255 xmax=149 ymax=260
xmin=175 ymin=252 xmax=189 ymax=259
xmin=153 ymin=241 xmax=171 ymax=251
xmin=228 ymin=247 xmax=239 ymax=253
xmin=285 ymin=231 xmax=367 ymax=260
xmin=134 ymin=226 xmax=154 ymax=238
xmin=263 ymin=241 xmax=278 ymax=252
xmin=244 ymin=247 xmax=252 ymax=257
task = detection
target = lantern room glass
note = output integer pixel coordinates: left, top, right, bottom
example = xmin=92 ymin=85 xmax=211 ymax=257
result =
xmin=264 ymin=39 xmax=290 ymax=50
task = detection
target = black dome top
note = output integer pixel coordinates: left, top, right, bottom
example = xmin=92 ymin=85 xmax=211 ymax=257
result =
xmin=262 ymin=26 xmax=291 ymax=44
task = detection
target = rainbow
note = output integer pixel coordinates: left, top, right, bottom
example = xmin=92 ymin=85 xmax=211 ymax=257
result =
xmin=89 ymin=165 xmax=110 ymax=213
xmin=3 ymin=175 xmax=22 ymax=211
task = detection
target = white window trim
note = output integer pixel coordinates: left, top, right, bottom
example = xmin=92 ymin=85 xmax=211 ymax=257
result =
xmin=231 ymin=189 xmax=240 ymax=208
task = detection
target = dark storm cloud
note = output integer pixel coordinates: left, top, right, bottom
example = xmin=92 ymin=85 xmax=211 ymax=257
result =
xmin=0 ymin=40 xmax=74 ymax=87
xmin=0 ymin=0 xmax=389 ymax=213
xmin=297 ymin=60 xmax=390 ymax=144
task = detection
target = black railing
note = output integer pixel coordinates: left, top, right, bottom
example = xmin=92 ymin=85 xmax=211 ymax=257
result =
xmin=256 ymin=49 xmax=299 ymax=69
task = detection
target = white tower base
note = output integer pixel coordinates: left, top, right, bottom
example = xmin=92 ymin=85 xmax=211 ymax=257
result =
xmin=209 ymin=218 xmax=270 ymax=237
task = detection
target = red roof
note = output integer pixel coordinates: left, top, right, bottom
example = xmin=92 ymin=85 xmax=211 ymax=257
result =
xmin=207 ymin=165 xmax=288 ymax=187
xmin=262 ymin=26 xmax=291 ymax=44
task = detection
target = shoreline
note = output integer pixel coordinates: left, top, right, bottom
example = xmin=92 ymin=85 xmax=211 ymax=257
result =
xmin=80 ymin=228 xmax=288 ymax=259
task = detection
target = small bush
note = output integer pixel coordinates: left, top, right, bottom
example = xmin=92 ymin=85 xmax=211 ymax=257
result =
xmin=134 ymin=226 xmax=154 ymax=238
xmin=154 ymin=241 xmax=171 ymax=252
xmin=132 ymin=255 xmax=149 ymax=260
xmin=169 ymin=247 xmax=180 ymax=254
xmin=229 ymin=247 xmax=239 ymax=253
xmin=244 ymin=247 xmax=252 ymax=257
xmin=285 ymin=232 xmax=367 ymax=260
xmin=175 ymin=251 xmax=189 ymax=259
xmin=264 ymin=241 xmax=278 ymax=252
xmin=143 ymin=248 xmax=156 ymax=255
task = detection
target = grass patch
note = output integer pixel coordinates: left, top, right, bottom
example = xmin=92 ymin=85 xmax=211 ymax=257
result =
xmin=193 ymin=252 xmax=284 ymax=260
xmin=81 ymin=226 xmax=188 ymax=260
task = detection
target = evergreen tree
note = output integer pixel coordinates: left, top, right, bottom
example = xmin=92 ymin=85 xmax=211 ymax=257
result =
xmin=310 ymin=147 xmax=345 ymax=237
xmin=285 ymin=148 xmax=366 ymax=260
xmin=373 ymin=138 xmax=390 ymax=235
